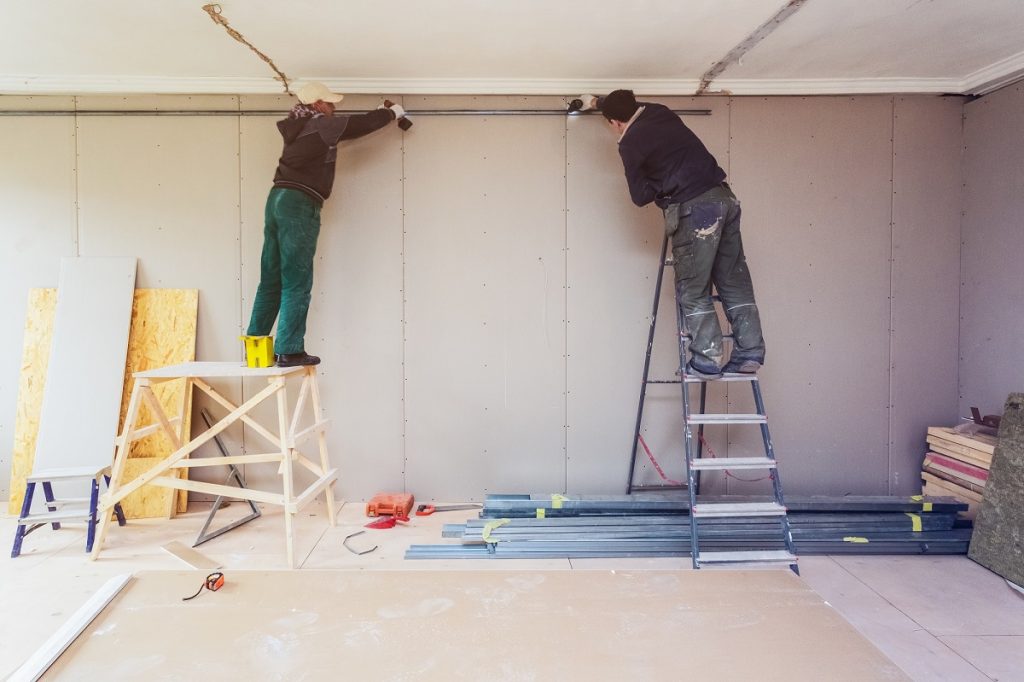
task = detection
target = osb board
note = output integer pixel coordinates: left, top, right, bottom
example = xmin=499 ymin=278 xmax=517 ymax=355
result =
xmin=119 ymin=289 xmax=198 ymax=514
xmin=969 ymin=393 xmax=1024 ymax=586
xmin=8 ymin=289 xmax=197 ymax=516
xmin=118 ymin=457 xmax=181 ymax=521
xmin=7 ymin=288 xmax=57 ymax=515
xmin=45 ymin=570 xmax=907 ymax=681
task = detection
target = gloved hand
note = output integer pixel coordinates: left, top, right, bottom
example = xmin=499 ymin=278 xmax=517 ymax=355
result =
xmin=379 ymin=100 xmax=406 ymax=120
xmin=576 ymin=94 xmax=598 ymax=111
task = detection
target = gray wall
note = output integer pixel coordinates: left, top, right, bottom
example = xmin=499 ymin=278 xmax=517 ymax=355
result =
xmin=960 ymin=83 xmax=1024 ymax=417
xmin=0 ymin=94 xmax=964 ymax=503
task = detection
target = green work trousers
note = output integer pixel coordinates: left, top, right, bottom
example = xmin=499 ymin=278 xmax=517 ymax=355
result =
xmin=664 ymin=183 xmax=765 ymax=369
xmin=246 ymin=187 xmax=322 ymax=355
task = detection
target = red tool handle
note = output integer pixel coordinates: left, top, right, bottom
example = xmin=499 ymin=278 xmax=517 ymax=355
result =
xmin=415 ymin=504 xmax=436 ymax=516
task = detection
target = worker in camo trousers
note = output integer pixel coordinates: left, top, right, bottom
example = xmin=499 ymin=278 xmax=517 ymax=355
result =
xmin=247 ymin=82 xmax=404 ymax=367
xmin=579 ymin=89 xmax=765 ymax=379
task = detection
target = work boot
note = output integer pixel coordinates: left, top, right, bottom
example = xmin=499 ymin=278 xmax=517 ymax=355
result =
xmin=686 ymin=358 xmax=722 ymax=380
xmin=722 ymin=357 xmax=762 ymax=374
xmin=276 ymin=352 xmax=321 ymax=367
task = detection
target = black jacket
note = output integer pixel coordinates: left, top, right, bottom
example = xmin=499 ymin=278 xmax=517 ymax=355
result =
xmin=617 ymin=103 xmax=726 ymax=208
xmin=273 ymin=109 xmax=393 ymax=203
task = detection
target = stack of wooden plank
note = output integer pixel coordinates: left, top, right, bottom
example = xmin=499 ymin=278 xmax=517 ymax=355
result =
xmin=923 ymin=426 xmax=996 ymax=519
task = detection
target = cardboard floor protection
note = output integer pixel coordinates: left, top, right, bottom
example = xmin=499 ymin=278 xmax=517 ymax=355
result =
xmin=44 ymin=570 xmax=907 ymax=681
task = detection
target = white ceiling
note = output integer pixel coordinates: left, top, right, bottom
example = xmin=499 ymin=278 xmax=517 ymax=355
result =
xmin=2 ymin=0 xmax=1022 ymax=96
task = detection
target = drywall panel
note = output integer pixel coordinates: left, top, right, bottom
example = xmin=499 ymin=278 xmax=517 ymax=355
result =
xmin=74 ymin=98 xmax=242 ymax=490
xmin=960 ymin=83 xmax=1024 ymax=416
xmin=31 ymin=258 xmax=135 ymax=508
xmin=566 ymin=97 xmax=731 ymax=494
xmin=403 ymin=96 xmax=567 ymax=499
xmin=0 ymin=98 xmax=77 ymax=503
xmin=729 ymin=97 xmax=894 ymax=495
xmin=42 ymin=570 xmax=906 ymax=681
xmin=238 ymin=95 xmax=405 ymax=500
xmin=889 ymin=96 xmax=963 ymax=494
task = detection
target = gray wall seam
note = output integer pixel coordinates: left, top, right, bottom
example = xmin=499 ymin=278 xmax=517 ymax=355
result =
xmin=887 ymin=96 xmax=896 ymax=495
xmin=956 ymin=101 xmax=968 ymax=413
xmin=400 ymin=95 xmax=409 ymax=492
xmin=562 ymin=111 xmax=569 ymax=494
xmin=72 ymin=97 xmax=81 ymax=255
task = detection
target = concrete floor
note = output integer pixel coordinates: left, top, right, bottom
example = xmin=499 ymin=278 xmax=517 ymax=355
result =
xmin=2 ymin=501 xmax=1022 ymax=681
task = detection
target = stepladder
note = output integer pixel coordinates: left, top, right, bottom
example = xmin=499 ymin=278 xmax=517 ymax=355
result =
xmin=91 ymin=361 xmax=338 ymax=568
xmin=627 ymin=234 xmax=798 ymax=572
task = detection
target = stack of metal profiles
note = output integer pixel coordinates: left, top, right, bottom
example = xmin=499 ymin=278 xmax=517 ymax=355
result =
xmin=405 ymin=494 xmax=973 ymax=560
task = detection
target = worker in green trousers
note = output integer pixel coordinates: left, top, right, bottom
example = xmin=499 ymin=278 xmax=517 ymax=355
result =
xmin=247 ymin=81 xmax=404 ymax=366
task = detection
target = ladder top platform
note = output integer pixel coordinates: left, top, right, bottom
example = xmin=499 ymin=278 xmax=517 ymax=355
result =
xmin=134 ymin=361 xmax=306 ymax=379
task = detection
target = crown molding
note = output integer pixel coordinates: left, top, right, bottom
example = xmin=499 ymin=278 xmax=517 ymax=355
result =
xmin=709 ymin=77 xmax=963 ymax=95
xmin=2 ymin=65 xmax=1022 ymax=97
xmin=960 ymin=49 xmax=1024 ymax=95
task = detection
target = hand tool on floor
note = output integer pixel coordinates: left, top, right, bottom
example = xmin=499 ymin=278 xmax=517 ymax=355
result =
xmin=182 ymin=572 xmax=225 ymax=601
xmin=415 ymin=503 xmax=482 ymax=516
xmin=365 ymin=515 xmax=408 ymax=529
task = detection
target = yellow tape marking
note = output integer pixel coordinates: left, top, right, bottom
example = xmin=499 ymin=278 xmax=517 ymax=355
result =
xmin=906 ymin=513 xmax=922 ymax=532
xmin=910 ymin=495 xmax=933 ymax=511
xmin=536 ymin=508 xmax=546 ymax=519
xmin=482 ymin=518 xmax=510 ymax=543
xmin=843 ymin=537 xmax=869 ymax=543
xmin=551 ymin=494 xmax=568 ymax=509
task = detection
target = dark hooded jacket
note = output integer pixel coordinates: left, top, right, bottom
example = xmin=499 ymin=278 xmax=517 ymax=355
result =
xmin=273 ymin=109 xmax=393 ymax=203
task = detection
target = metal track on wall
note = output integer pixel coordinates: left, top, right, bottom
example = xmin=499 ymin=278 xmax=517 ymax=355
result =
xmin=0 ymin=108 xmax=712 ymax=117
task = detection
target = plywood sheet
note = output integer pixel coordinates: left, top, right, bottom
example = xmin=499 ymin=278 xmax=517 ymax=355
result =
xmin=960 ymin=84 xmax=1024 ymax=416
xmin=403 ymin=96 xmax=567 ymax=499
xmin=121 ymin=289 xmax=198 ymax=514
xmin=44 ymin=570 xmax=907 ymax=681
xmin=119 ymin=457 xmax=182 ymax=520
xmin=7 ymin=289 xmax=58 ymax=514
xmin=30 ymin=258 xmax=136 ymax=508
xmin=729 ymin=96 xmax=894 ymax=495
xmin=969 ymin=393 xmax=1024 ymax=585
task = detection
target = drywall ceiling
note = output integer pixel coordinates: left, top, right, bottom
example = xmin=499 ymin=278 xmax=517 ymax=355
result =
xmin=1 ymin=0 xmax=1022 ymax=96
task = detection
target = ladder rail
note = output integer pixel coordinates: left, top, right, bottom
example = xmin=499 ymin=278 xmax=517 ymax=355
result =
xmin=626 ymin=234 xmax=670 ymax=494
xmin=752 ymin=380 xmax=798 ymax=563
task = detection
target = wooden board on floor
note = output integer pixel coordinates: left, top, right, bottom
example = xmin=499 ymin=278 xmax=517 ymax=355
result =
xmin=8 ymin=288 xmax=198 ymax=517
xmin=969 ymin=393 xmax=1024 ymax=587
xmin=40 ymin=570 xmax=907 ymax=681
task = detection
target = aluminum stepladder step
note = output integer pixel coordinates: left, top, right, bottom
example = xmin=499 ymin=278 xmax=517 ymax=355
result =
xmin=626 ymin=234 xmax=798 ymax=572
